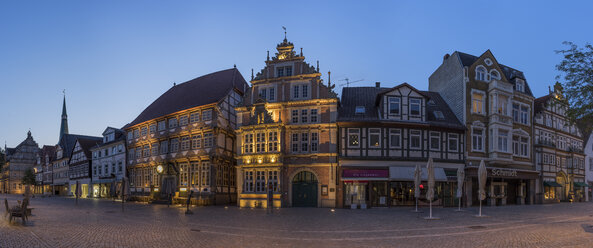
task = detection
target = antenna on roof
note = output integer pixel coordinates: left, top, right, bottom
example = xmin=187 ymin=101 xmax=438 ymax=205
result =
xmin=251 ymin=68 xmax=254 ymax=80
xmin=338 ymin=78 xmax=364 ymax=87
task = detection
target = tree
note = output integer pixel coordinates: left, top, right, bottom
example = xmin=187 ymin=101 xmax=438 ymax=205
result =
xmin=22 ymin=168 xmax=36 ymax=186
xmin=555 ymin=41 xmax=593 ymax=134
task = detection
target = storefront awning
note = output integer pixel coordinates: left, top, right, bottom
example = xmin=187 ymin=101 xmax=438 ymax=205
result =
xmin=543 ymin=181 xmax=562 ymax=187
xmin=389 ymin=167 xmax=448 ymax=181
xmin=574 ymin=182 xmax=589 ymax=188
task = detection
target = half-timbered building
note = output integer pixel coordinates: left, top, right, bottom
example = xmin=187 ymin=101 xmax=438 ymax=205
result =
xmin=124 ymin=68 xmax=247 ymax=205
xmin=337 ymin=83 xmax=465 ymax=208
xmin=68 ymin=136 xmax=102 ymax=197
xmin=534 ymin=83 xmax=586 ymax=203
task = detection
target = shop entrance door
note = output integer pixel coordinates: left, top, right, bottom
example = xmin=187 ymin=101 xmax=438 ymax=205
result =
xmin=370 ymin=182 xmax=388 ymax=207
xmin=292 ymin=171 xmax=318 ymax=207
xmin=557 ymin=174 xmax=567 ymax=201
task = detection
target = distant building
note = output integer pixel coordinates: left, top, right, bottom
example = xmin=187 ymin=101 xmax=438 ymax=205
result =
xmin=235 ymin=37 xmax=339 ymax=208
xmin=430 ymin=50 xmax=537 ymax=206
xmin=124 ymin=68 xmax=247 ymax=205
xmin=337 ymin=83 xmax=465 ymax=208
xmin=534 ymin=83 xmax=586 ymax=203
xmin=90 ymin=127 xmax=126 ymax=198
xmin=1 ymin=131 xmax=40 ymax=194
xmin=34 ymin=145 xmax=56 ymax=194
xmin=68 ymin=136 xmax=102 ymax=197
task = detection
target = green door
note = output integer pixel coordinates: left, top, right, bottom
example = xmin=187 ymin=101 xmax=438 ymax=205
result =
xmin=292 ymin=171 xmax=318 ymax=207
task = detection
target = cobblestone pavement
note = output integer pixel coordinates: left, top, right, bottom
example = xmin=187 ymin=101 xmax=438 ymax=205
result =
xmin=2 ymin=194 xmax=593 ymax=247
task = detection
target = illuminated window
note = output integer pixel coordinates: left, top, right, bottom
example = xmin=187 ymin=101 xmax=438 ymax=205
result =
xmin=348 ymin=128 xmax=360 ymax=148
xmin=201 ymin=162 xmax=210 ymax=187
xmin=472 ymin=92 xmax=484 ymax=114
xmin=369 ymin=128 xmax=381 ymax=148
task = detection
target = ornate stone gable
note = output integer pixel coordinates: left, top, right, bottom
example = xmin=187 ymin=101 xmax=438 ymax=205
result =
xmin=247 ymin=99 xmax=275 ymax=126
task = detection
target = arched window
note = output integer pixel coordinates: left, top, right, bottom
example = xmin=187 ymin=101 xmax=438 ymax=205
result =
xmin=490 ymin=70 xmax=500 ymax=80
xmin=476 ymin=66 xmax=486 ymax=81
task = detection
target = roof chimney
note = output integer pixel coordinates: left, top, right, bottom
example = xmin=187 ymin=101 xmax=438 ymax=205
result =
xmin=375 ymin=82 xmax=381 ymax=88
xmin=443 ymin=53 xmax=450 ymax=62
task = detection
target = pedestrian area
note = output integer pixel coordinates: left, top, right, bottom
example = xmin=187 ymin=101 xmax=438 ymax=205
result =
xmin=2 ymin=194 xmax=593 ymax=248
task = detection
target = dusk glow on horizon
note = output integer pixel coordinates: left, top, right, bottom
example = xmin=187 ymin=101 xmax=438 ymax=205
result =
xmin=1 ymin=0 xmax=592 ymax=147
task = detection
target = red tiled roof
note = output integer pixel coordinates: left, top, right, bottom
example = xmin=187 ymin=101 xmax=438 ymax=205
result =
xmin=124 ymin=68 xmax=248 ymax=128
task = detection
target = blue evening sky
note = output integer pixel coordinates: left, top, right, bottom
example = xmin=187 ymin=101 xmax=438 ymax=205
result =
xmin=1 ymin=1 xmax=592 ymax=147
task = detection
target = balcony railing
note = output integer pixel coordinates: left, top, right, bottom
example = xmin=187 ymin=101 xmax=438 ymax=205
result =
xmin=489 ymin=113 xmax=512 ymax=125
xmin=489 ymin=80 xmax=514 ymax=93
xmin=568 ymin=146 xmax=584 ymax=153
xmin=536 ymin=139 xmax=556 ymax=148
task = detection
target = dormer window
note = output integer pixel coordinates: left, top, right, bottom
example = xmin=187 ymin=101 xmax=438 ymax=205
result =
xmin=388 ymin=97 xmax=401 ymax=115
xmin=516 ymin=79 xmax=524 ymax=92
xmin=434 ymin=111 xmax=444 ymax=120
xmin=355 ymin=106 xmax=365 ymax=114
xmin=476 ymin=66 xmax=486 ymax=81
xmin=409 ymin=98 xmax=421 ymax=116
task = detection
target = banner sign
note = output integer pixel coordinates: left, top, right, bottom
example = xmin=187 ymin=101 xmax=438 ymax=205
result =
xmin=343 ymin=169 xmax=388 ymax=178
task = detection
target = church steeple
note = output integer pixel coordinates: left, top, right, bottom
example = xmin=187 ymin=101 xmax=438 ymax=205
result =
xmin=59 ymin=93 xmax=69 ymax=141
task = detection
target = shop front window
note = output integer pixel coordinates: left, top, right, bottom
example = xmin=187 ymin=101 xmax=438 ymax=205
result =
xmin=344 ymin=182 xmax=367 ymax=207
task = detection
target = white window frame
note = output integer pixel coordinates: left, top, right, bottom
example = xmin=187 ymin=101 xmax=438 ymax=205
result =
xmin=471 ymin=90 xmax=485 ymax=115
xmin=448 ymin=133 xmax=459 ymax=152
xmin=490 ymin=69 xmax=500 ymax=81
xmin=368 ymin=128 xmax=381 ymax=148
xmin=409 ymin=98 xmax=421 ymax=117
xmin=409 ymin=130 xmax=421 ymax=150
xmin=389 ymin=129 xmax=402 ymax=148
xmin=429 ymin=131 xmax=440 ymax=151
xmin=388 ymin=97 xmax=401 ymax=115
xmin=471 ymin=126 xmax=484 ymax=152
xmin=347 ymin=128 xmax=361 ymax=148
xmin=516 ymin=79 xmax=525 ymax=92
xmin=476 ymin=65 xmax=487 ymax=81
xmin=497 ymin=129 xmax=509 ymax=153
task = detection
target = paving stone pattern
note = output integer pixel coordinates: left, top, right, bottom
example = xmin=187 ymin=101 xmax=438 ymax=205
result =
xmin=1 ymin=194 xmax=593 ymax=247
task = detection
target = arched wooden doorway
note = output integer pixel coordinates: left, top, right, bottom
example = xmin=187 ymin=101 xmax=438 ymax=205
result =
xmin=292 ymin=171 xmax=318 ymax=207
